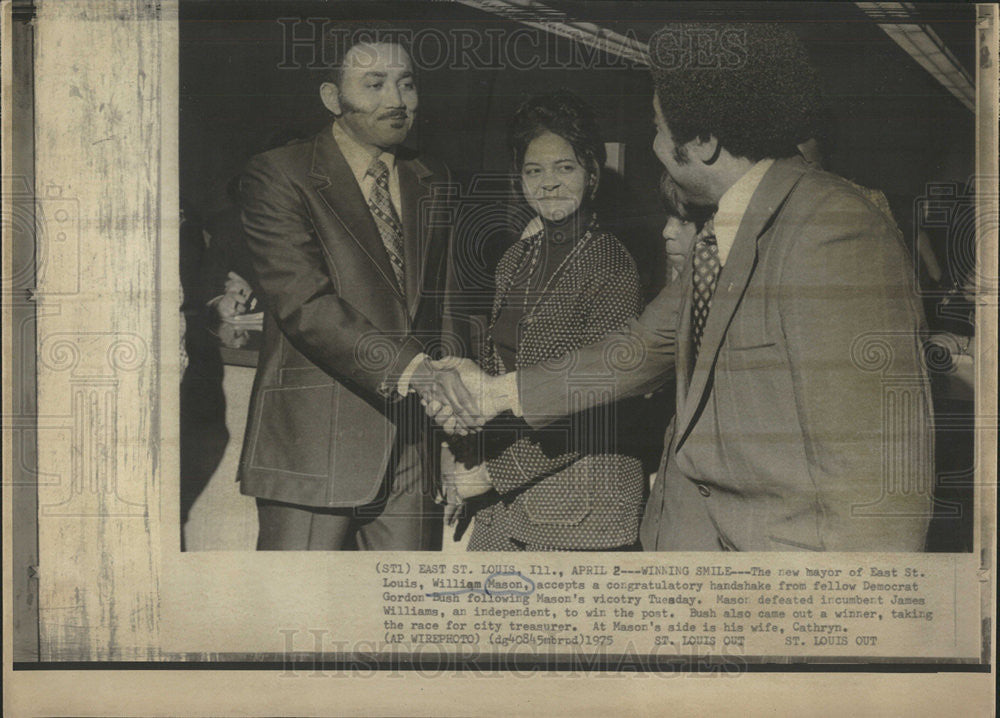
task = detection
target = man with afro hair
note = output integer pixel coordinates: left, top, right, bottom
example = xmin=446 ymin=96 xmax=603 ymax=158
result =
xmin=456 ymin=22 xmax=934 ymax=552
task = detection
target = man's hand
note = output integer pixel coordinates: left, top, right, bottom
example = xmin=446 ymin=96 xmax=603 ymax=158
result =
xmin=223 ymin=271 xmax=253 ymax=297
xmin=410 ymin=357 xmax=517 ymax=436
xmin=437 ymin=358 xmax=516 ymax=428
xmin=208 ymin=292 xmax=246 ymax=320
xmin=409 ymin=356 xmax=483 ymax=435
xmin=216 ymin=322 xmax=251 ymax=349
xmin=208 ymin=272 xmax=256 ymax=320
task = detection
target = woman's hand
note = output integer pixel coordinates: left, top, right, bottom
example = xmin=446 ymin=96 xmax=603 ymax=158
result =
xmin=440 ymin=442 xmax=463 ymax=525
xmin=455 ymin=463 xmax=493 ymax=501
xmin=440 ymin=443 xmax=493 ymax=525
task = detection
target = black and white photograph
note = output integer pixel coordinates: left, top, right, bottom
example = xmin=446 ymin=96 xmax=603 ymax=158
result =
xmin=177 ymin=2 xmax=978 ymax=554
xmin=2 ymin=0 xmax=997 ymax=715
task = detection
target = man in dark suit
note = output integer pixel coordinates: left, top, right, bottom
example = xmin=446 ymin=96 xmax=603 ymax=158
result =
xmin=437 ymin=23 xmax=934 ymax=551
xmin=238 ymin=28 xmax=472 ymax=550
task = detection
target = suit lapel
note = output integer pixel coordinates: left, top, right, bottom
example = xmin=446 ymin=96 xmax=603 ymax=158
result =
xmin=673 ymin=256 xmax=695 ymax=411
xmin=397 ymin=156 xmax=433 ymax=318
xmin=308 ymin=130 xmax=404 ymax=302
xmin=674 ymin=157 xmax=809 ymax=452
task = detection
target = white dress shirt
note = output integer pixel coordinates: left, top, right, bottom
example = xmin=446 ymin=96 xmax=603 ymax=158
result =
xmin=712 ymin=158 xmax=774 ymax=266
xmin=331 ymin=121 xmax=402 ymax=217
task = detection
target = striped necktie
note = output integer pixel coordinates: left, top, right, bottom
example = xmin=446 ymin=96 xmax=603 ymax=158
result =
xmin=366 ymin=156 xmax=405 ymax=291
xmin=690 ymin=229 xmax=720 ymax=360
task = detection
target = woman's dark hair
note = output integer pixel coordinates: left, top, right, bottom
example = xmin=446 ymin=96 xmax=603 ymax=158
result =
xmin=650 ymin=23 xmax=822 ymax=162
xmin=508 ymin=90 xmax=606 ymax=182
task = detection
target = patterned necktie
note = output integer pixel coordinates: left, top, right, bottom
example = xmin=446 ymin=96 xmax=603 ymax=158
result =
xmin=366 ymin=156 xmax=406 ymax=291
xmin=690 ymin=229 xmax=720 ymax=360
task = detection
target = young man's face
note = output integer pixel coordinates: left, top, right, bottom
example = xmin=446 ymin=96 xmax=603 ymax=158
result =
xmin=652 ymin=94 xmax=712 ymax=208
xmin=325 ymin=42 xmax=417 ymax=151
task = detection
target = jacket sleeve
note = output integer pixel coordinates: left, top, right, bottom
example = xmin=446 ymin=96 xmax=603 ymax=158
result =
xmin=777 ymin=187 xmax=933 ymax=551
xmin=486 ymin=245 xmax=645 ymax=495
xmin=239 ymin=154 xmax=423 ymax=399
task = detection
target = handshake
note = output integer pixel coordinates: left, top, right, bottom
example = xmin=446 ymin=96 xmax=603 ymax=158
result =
xmin=408 ymin=356 xmax=517 ymax=435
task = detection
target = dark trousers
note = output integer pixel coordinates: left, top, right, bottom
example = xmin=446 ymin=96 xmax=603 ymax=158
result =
xmin=255 ymin=443 xmax=441 ymax=550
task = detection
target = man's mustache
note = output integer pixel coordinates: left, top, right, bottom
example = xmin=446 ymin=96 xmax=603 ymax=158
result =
xmin=338 ymin=101 xmax=410 ymax=121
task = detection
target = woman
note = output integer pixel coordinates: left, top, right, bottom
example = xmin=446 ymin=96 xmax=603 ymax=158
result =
xmin=659 ymin=170 xmax=713 ymax=284
xmin=444 ymin=90 xmax=646 ymax=551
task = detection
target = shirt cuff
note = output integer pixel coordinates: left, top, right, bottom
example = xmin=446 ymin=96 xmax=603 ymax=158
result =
xmin=397 ymin=352 xmax=428 ymax=396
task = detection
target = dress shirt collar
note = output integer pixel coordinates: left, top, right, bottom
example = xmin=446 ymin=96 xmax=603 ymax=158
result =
xmin=331 ymin=121 xmax=396 ymax=186
xmin=712 ymin=158 xmax=774 ymax=265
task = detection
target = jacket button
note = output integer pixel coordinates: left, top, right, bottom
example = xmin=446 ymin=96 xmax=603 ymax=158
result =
xmin=697 ymin=483 xmax=711 ymax=497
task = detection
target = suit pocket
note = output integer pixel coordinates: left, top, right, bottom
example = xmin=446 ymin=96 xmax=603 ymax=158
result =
xmin=718 ymin=342 xmax=780 ymax=371
xmin=250 ymin=382 xmax=336 ymax=478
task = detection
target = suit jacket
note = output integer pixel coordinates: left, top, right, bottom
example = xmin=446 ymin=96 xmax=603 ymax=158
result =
xmin=458 ymin=223 xmax=646 ymax=550
xmin=518 ymin=157 xmax=934 ymax=551
xmin=237 ymin=127 xmax=458 ymax=508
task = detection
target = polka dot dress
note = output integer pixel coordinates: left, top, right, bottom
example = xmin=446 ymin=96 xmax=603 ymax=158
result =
xmin=455 ymin=220 xmax=646 ymax=551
